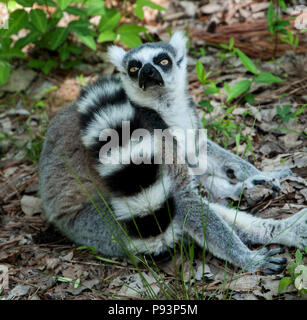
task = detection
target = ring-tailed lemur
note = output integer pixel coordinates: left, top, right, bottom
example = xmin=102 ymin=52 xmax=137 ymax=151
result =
xmin=39 ymin=31 xmax=307 ymax=274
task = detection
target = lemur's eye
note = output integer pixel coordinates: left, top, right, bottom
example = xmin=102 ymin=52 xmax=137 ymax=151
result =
xmin=160 ymin=59 xmax=169 ymax=65
xmin=130 ymin=66 xmax=139 ymax=73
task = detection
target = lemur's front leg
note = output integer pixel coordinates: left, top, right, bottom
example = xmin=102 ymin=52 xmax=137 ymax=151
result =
xmin=201 ymin=140 xmax=292 ymax=200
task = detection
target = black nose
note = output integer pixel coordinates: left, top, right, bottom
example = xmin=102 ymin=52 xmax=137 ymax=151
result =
xmin=139 ymin=63 xmax=164 ymax=91
xmin=143 ymin=64 xmax=154 ymax=76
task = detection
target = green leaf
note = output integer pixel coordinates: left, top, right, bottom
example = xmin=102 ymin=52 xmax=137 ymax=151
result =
xmin=42 ymin=60 xmax=58 ymax=74
xmin=56 ymin=276 xmax=73 ymax=282
xmin=204 ymin=86 xmax=219 ymax=95
xmin=0 ymin=47 xmax=25 ymax=59
xmin=278 ymin=0 xmax=287 ymax=11
xmin=74 ymin=278 xmax=81 ymax=289
xmin=295 ymin=249 xmax=303 ymax=265
xmin=76 ymin=245 xmax=97 ymax=254
xmin=117 ymin=24 xmax=147 ymax=35
xmin=28 ymin=59 xmax=44 ymax=69
xmin=253 ymin=72 xmax=283 ymax=84
xmin=224 ymin=82 xmax=230 ymax=94
xmin=85 ymin=0 xmax=105 ymax=16
xmin=14 ymin=30 xmax=41 ymax=49
xmin=226 ymin=80 xmax=251 ymax=103
xmin=74 ymin=31 xmax=96 ymax=50
xmin=67 ymin=44 xmax=82 ymax=55
xmin=136 ymin=0 xmax=165 ymax=11
xmin=120 ymin=33 xmax=142 ymax=48
xmin=133 ymin=5 xmax=144 ymax=20
xmin=28 ymin=59 xmax=58 ymax=74
xmin=219 ymin=44 xmax=229 ymax=50
xmin=277 ymin=105 xmax=291 ymax=117
xmin=47 ymin=27 xmax=69 ymax=50
xmin=8 ymin=9 xmax=28 ymax=36
xmin=199 ymin=100 xmax=214 ymax=113
xmin=59 ymin=43 xmax=70 ymax=61
xmin=134 ymin=0 xmax=165 ymax=19
xmin=30 ymin=9 xmax=48 ymax=33
xmin=47 ymin=10 xmax=63 ymax=30
xmin=98 ymin=9 xmax=121 ymax=32
xmin=196 ymin=60 xmax=205 ymax=84
xmin=57 ymin=0 xmax=71 ymax=10
xmin=15 ymin=0 xmax=34 ymax=7
xmin=235 ymin=48 xmax=258 ymax=75
xmin=116 ymin=24 xmax=146 ymax=48
xmin=0 ymin=60 xmax=11 ymax=85
xmin=278 ymin=277 xmax=291 ymax=293
xmin=68 ymin=20 xmax=91 ymax=33
xmin=275 ymin=19 xmax=291 ymax=28
xmin=95 ymin=255 xmax=121 ymax=264
xmin=267 ymin=0 xmax=275 ymax=33
xmin=65 ymin=6 xmax=87 ymax=17
xmin=244 ymin=92 xmax=254 ymax=104
xmin=98 ymin=30 xmax=116 ymax=43
xmin=36 ymin=0 xmax=56 ymax=5
xmin=229 ymin=37 xmax=235 ymax=50
xmin=0 ymin=38 xmax=13 ymax=51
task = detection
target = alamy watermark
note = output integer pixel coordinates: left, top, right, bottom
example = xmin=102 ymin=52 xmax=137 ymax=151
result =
xmin=97 ymin=121 xmax=208 ymax=176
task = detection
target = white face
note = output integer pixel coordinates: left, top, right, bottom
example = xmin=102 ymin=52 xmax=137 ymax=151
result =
xmin=107 ymin=31 xmax=188 ymax=100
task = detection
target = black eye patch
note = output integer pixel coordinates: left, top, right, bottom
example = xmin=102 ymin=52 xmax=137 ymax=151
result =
xmin=153 ymin=53 xmax=172 ymax=71
xmin=128 ymin=60 xmax=142 ymax=78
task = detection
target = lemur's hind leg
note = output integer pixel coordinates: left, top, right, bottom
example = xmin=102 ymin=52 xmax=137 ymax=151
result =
xmin=172 ymin=183 xmax=287 ymax=274
xmin=209 ymin=203 xmax=307 ymax=250
xmin=57 ymin=196 xmax=128 ymax=257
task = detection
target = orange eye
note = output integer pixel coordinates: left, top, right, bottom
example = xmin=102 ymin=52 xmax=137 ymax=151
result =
xmin=160 ymin=59 xmax=169 ymax=65
xmin=129 ymin=66 xmax=139 ymax=73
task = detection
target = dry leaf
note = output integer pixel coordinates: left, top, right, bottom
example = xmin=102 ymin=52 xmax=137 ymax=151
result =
xmin=20 ymin=195 xmax=42 ymax=216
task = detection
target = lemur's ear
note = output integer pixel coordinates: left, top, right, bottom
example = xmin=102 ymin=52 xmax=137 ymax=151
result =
xmin=107 ymin=45 xmax=126 ymax=72
xmin=169 ymin=31 xmax=187 ymax=63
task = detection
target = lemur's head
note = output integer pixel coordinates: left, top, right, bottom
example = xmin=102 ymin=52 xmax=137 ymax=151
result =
xmin=108 ymin=31 xmax=187 ymax=99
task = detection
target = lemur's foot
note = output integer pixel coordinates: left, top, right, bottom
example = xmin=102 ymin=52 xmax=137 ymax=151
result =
xmin=245 ymin=247 xmax=287 ymax=275
xmin=244 ymin=168 xmax=292 ymax=195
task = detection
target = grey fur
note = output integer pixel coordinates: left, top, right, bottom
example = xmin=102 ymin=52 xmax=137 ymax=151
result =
xmin=39 ymin=31 xmax=307 ymax=274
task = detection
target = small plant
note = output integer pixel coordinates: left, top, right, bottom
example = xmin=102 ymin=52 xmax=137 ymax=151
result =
xmin=195 ymin=38 xmax=283 ymax=149
xmin=278 ymin=247 xmax=307 ymax=296
xmin=277 ymin=104 xmax=306 ymax=123
xmin=267 ymin=0 xmax=299 ymax=52
xmin=0 ymin=0 xmax=165 ymax=84
xmin=198 ymin=38 xmax=284 ymax=107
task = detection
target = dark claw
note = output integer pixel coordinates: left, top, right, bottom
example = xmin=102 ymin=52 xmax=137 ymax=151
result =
xmin=272 ymin=185 xmax=281 ymax=193
xmin=252 ymin=179 xmax=266 ymax=185
xmin=261 ymin=248 xmax=287 ymax=274
xmin=267 ymin=248 xmax=286 ymax=256
xmin=266 ymin=247 xmax=285 ymax=256
xmin=263 ymin=269 xmax=276 ymax=275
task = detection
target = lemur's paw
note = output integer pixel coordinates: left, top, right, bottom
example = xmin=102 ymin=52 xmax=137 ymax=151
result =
xmin=244 ymin=168 xmax=293 ymax=195
xmin=246 ymin=247 xmax=287 ymax=275
xmin=245 ymin=174 xmax=281 ymax=194
xmin=284 ymin=208 xmax=307 ymax=250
